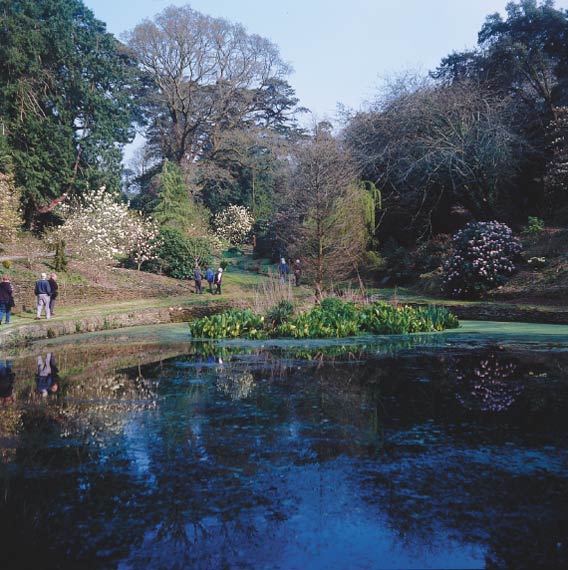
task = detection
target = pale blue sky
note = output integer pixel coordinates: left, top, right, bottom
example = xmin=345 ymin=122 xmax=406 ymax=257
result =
xmin=84 ymin=0 xmax=568 ymax=119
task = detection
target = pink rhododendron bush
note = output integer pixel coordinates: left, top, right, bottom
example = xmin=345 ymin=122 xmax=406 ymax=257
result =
xmin=443 ymin=221 xmax=522 ymax=299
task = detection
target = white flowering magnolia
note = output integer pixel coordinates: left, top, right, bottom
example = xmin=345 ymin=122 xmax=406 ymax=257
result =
xmin=51 ymin=186 xmax=160 ymax=265
xmin=125 ymin=212 xmax=162 ymax=270
xmin=213 ymin=205 xmax=254 ymax=245
xmin=0 ymin=173 xmax=23 ymax=241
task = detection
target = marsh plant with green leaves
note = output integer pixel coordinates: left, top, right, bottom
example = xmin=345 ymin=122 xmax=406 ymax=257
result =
xmin=189 ymin=298 xmax=459 ymax=339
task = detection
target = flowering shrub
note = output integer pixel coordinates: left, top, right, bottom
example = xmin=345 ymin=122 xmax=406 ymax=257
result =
xmin=443 ymin=221 xmax=522 ymax=299
xmin=51 ymin=187 xmax=160 ymax=265
xmin=125 ymin=212 xmax=161 ymax=270
xmin=213 ymin=205 xmax=254 ymax=245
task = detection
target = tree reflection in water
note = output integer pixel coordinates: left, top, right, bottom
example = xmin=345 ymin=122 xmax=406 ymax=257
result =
xmin=0 ymin=340 xmax=566 ymax=569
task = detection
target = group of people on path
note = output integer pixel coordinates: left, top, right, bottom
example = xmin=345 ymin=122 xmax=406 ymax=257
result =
xmin=34 ymin=272 xmax=58 ymax=320
xmin=278 ymin=258 xmax=302 ymax=286
xmin=194 ymin=265 xmax=223 ymax=295
xmin=1 ymin=256 xmax=301 ymax=326
xmin=0 ymin=272 xmax=59 ymax=325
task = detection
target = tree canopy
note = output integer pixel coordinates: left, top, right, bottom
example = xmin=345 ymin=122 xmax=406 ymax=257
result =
xmin=0 ymin=0 xmax=137 ymax=224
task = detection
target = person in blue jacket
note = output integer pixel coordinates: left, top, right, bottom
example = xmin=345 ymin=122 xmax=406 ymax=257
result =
xmin=205 ymin=266 xmax=215 ymax=293
xmin=278 ymin=258 xmax=289 ymax=284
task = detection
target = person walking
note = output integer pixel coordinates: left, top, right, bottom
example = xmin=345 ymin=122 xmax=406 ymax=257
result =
xmin=0 ymin=275 xmax=14 ymax=325
xmin=214 ymin=267 xmax=223 ymax=295
xmin=205 ymin=266 xmax=215 ymax=293
xmin=194 ymin=265 xmax=203 ymax=294
xmin=48 ymin=273 xmax=59 ymax=315
xmin=278 ymin=258 xmax=289 ymax=284
xmin=34 ymin=272 xmax=52 ymax=320
xmin=293 ymin=259 xmax=302 ymax=286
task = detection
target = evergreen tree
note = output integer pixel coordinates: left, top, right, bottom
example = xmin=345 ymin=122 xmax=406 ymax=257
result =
xmin=153 ymin=161 xmax=210 ymax=236
xmin=0 ymin=0 xmax=137 ymax=224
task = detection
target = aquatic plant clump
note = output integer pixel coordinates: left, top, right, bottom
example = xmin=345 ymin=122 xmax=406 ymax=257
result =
xmin=443 ymin=221 xmax=522 ymax=299
xmin=358 ymin=303 xmax=459 ymax=335
xmin=189 ymin=299 xmax=459 ymax=339
xmin=189 ymin=309 xmax=267 ymax=339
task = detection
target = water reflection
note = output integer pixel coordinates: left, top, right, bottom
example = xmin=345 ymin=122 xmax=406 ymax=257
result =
xmin=453 ymin=352 xmax=523 ymax=412
xmin=0 ymin=340 xmax=566 ymax=569
xmin=0 ymin=358 xmax=15 ymax=405
xmin=35 ymin=353 xmax=60 ymax=397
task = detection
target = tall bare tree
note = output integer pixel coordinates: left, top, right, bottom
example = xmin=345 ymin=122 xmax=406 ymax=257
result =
xmin=125 ymin=5 xmax=293 ymax=180
xmin=344 ymin=79 xmax=526 ymax=240
xmin=277 ymin=123 xmax=368 ymax=300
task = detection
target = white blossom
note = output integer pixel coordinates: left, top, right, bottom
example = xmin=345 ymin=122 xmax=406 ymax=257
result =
xmin=49 ymin=186 xmax=160 ymax=265
xmin=213 ymin=205 xmax=254 ymax=246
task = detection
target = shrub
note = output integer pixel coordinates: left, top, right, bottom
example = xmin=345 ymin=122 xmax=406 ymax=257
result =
xmin=412 ymin=234 xmax=452 ymax=274
xmin=277 ymin=300 xmax=456 ymax=339
xmin=359 ymin=250 xmax=385 ymax=277
xmin=265 ymin=300 xmax=295 ymax=328
xmin=156 ymin=227 xmax=212 ymax=280
xmin=443 ymin=221 xmax=522 ymax=299
xmin=522 ymin=216 xmax=545 ymax=236
xmin=380 ymin=238 xmax=414 ymax=284
xmin=2 ymin=260 xmax=11 ymax=269
xmin=53 ymin=239 xmax=68 ymax=272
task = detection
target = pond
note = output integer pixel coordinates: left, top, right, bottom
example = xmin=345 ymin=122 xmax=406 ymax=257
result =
xmin=0 ymin=322 xmax=567 ymax=569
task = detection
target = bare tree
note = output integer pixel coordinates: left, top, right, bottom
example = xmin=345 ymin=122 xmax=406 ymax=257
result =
xmin=277 ymin=123 xmax=368 ymax=300
xmin=344 ymin=79 xmax=527 ymax=239
xmin=125 ymin=5 xmax=291 ymax=179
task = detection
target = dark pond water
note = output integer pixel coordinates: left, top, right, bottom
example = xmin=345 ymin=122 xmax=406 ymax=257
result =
xmin=0 ymin=323 xmax=567 ymax=569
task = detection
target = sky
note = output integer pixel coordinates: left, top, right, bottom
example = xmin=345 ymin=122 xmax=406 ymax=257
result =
xmin=83 ymin=0 xmax=568 ymax=121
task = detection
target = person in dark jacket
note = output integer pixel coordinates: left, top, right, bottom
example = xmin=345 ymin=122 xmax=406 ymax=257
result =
xmin=293 ymin=259 xmax=302 ymax=286
xmin=0 ymin=275 xmax=14 ymax=325
xmin=194 ymin=266 xmax=203 ymax=294
xmin=34 ymin=272 xmax=51 ymax=320
xmin=48 ymin=273 xmax=59 ymax=315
